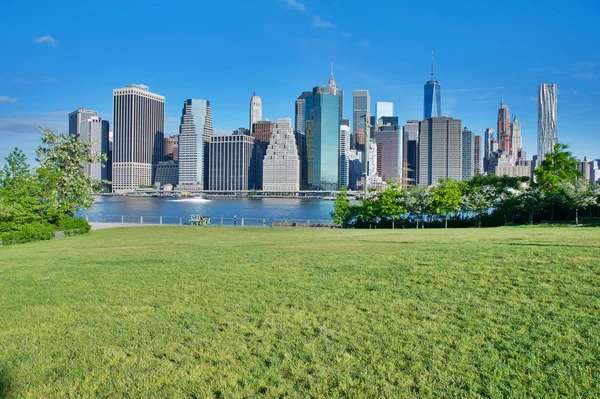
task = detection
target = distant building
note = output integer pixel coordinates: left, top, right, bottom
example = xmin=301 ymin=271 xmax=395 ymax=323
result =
xmin=577 ymin=157 xmax=592 ymax=182
xmin=164 ymin=136 xmax=178 ymax=161
xmin=490 ymin=152 xmax=531 ymax=177
xmin=590 ymin=159 xmax=600 ymax=183
xmin=249 ymin=92 xmax=262 ymax=134
xmin=537 ymin=84 xmax=558 ymax=163
xmin=250 ymin=120 xmax=276 ymax=190
xmin=402 ymin=120 xmax=419 ymax=187
xmin=154 ymin=160 xmax=178 ymax=186
xmin=376 ymin=102 xmax=393 ymax=122
xmin=373 ymin=116 xmax=401 ymax=183
xmin=112 ymin=84 xmax=164 ymax=192
xmin=178 ymin=99 xmax=213 ymax=190
xmin=294 ymin=92 xmax=312 ymax=135
xmin=462 ymin=127 xmax=474 ymax=180
xmin=208 ymin=135 xmax=257 ymax=191
xmin=251 ymin=120 xmax=276 ymax=146
xmin=347 ymin=149 xmax=363 ymax=190
xmin=232 ymin=127 xmax=250 ymax=135
xmin=339 ymin=123 xmax=350 ymax=188
xmin=353 ymin=90 xmax=370 ymax=137
xmin=263 ymin=118 xmax=299 ymax=191
xmin=497 ymin=98 xmax=511 ymax=156
xmin=474 ymin=135 xmax=482 ymax=176
xmin=75 ymin=115 xmax=110 ymax=181
xmin=418 ymin=117 xmax=462 ymax=186
xmin=483 ymin=127 xmax=494 ymax=173
xmin=424 ymin=53 xmax=441 ymax=119
xmin=511 ymin=114 xmax=522 ymax=160
xmin=69 ymin=108 xmax=98 ymax=137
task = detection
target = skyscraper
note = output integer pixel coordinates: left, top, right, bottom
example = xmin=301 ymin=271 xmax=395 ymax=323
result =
xmin=178 ymin=99 xmax=213 ymax=190
xmin=483 ymin=127 xmax=494 ymax=173
xmin=339 ymin=123 xmax=350 ymax=188
xmin=353 ymin=90 xmax=370 ymax=137
xmin=537 ymin=84 xmax=558 ymax=163
xmin=69 ymin=108 xmax=98 ymax=137
xmin=418 ymin=117 xmax=462 ymax=186
xmin=424 ymin=53 xmax=441 ymax=119
xmin=376 ymin=102 xmax=394 ymax=123
xmin=251 ymin=120 xmax=276 ymax=145
xmin=511 ymin=114 xmax=522 ymax=160
xmin=402 ymin=120 xmax=419 ymax=187
xmin=474 ymin=135 xmax=482 ymax=176
xmin=263 ymin=118 xmax=299 ymax=191
xmin=294 ymin=92 xmax=312 ymax=135
xmin=112 ymin=84 xmax=164 ymax=192
xmin=68 ymin=108 xmax=110 ymax=182
xmin=249 ymin=92 xmax=262 ymax=134
xmin=164 ymin=136 xmax=178 ymax=161
xmin=497 ymin=96 xmax=511 ymax=155
xmin=373 ymin=116 xmax=401 ymax=183
xmin=305 ymin=78 xmax=342 ymax=190
xmin=462 ymin=127 xmax=474 ymax=180
xmin=208 ymin=135 xmax=256 ymax=191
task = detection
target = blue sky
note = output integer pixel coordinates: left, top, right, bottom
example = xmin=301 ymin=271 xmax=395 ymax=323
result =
xmin=1 ymin=0 xmax=599 ymax=166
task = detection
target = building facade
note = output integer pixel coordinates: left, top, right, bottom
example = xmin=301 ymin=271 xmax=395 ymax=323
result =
xmin=497 ymin=99 xmax=511 ymax=156
xmin=249 ymin=92 xmax=262 ymax=135
xmin=112 ymin=84 xmax=165 ymax=192
xmin=424 ymin=55 xmax=441 ymax=119
xmin=69 ymin=108 xmax=98 ymax=137
xmin=251 ymin=120 xmax=276 ymax=145
xmin=178 ymin=99 xmax=213 ymax=190
xmin=208 ymin=135 xmax=256 ymax=191
xmin=154 ymin=160 xmax=179 ymax=186
xmin=537 ymin=84 xmax=558 ymax=163
xmin=418 ymin=117 xmax=462 ymax=186
xmin=483 ymin=127 xmax=494 ymax=173
xmin=262 ymin=118 xmax=299 ymax=191
xmin=373 ymin=116 xmax=401 ymax=183
xmin=339 ymin=123 xmax=350 ymax=188
xmin=353 ymin=90 xmax=370 ymax=137
xmin=402 ymin=120 xmax=419 ymax=187
xmin=164 ymin=136 xmax=178 ymax=161
xmin=462 ymin=127 xmax=474 ymax=180
xmin=474 ymin=135 xmax=482 ymax=176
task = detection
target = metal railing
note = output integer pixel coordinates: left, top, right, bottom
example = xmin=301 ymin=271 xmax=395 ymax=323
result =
xmin=83 ymin=214 xmax=339 ymax=228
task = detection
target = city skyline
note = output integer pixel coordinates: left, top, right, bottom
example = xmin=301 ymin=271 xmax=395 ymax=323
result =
xmin=1 ymin=0 xmax=599 ymax=166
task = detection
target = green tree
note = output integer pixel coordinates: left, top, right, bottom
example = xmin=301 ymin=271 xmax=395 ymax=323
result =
xmin=533 ymin=143 xmax=580 ymax=220
xmin=404 ymin=186 xmax=434 ymax=229
xmin=461 ymin=184 xmax=494 ymax=227
xmin=378 ymin=184 xmax=406 ymax=229
xmin=518 ymin=185 xmax=546 ymax=225
xmin=563 ymin=178 xmax=598 ymax=225
xmin=0 ymin=148 xmax=38 ymax=229
xmin=36 ymin=128 xmax=105 ymax=216
xmin=431 ymin=178 xmax=462 ymax=228
xmin=330 ymin=187 xmax=357 ymax=226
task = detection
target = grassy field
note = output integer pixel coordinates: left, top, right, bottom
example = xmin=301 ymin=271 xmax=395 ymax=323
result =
xmin=0 ymin=226 xmax=599 ymax=398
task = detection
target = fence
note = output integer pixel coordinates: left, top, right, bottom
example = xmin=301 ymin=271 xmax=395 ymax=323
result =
xmin=83 ymin=214 xmax=339 ymax=228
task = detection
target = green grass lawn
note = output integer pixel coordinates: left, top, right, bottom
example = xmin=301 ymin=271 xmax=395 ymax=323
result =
xmin=1 ymin=226 xmax=599 ymax=398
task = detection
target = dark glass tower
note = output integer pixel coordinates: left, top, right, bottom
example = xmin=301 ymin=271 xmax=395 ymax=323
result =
xmin=423 ymin=53 xmax=441 ymax=119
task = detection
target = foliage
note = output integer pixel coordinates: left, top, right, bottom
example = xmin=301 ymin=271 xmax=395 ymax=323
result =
xmin=431 ymin=178 xmax=462 ymax=228
xmin=1 ymin=227 xmax=599 ymax=397
xmin=563 ymin=178 xmax=598 ymax=225
xmin=0 ymin=222 xmax=56 ymax=245
xmin=518 ymin=185 xmax=546 ymax=225
xmin=403 ymin=186 xmax=434 ymax=228
xmin=330 ymin=187 xmax=357 ymax=226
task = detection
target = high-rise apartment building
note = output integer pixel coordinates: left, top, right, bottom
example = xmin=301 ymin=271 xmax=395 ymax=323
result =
xmin=164 ymin=136 xmax=178 ymax=161
xmin=263 ymin=118 xmax=299 ymax=191
xmin=376 ymin=102 xmax=393 ymax=122
xmin=474 ymin=135 xmax=482 ymax=176
xmin=418 ymin=117 xmax=462 ymax=186
xmin=353 ymin=90 xmax=370 ymax=137
xmin=178 ymin=99 xmax=213 ymax=190
xmin=462 ymin=127 xmax=474 ymax=180
xmin=208 ymin=135 xmax=256 ymax=191
xmin=537 ymin=84 xmax=558 ymax=163
xmin=339 ymin=123 xmax=350 ymax=188
xmin=373 ymin=116 xmax=401 ymax=183
xmin=402 ymin=120 xmax=419 ymax=187
xmin=112 ymin=84 xmax=164 ymax=192
xmin=249 ymin=92 xmax=262 ymax=135
xmin=497 ymin=97 xmax=511 ymax=155
xmin=424 ymin=54 xmax=441 ymax=119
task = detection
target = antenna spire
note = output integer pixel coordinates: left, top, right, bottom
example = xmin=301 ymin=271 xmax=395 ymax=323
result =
xmin=501 ymin=92 xmax=504 ymax=106
xmin=331 ymin=62 xmax=334 ymax=77
xmin=431 ymin=51 xmax=434 ymax=80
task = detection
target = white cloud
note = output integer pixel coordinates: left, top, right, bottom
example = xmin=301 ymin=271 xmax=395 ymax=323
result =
xmin=574 ymin=72 xmax=599 ymax=80
xmin=34 ymin=35 xmax=57 ymax=46
xmin=281 ymin=0 xmax=306 ymax=11
xmin=340 ymin=31 xmax=352 ymax=39
xmin=0 ymin=96 xmax=18 ymax=104
xmin=312 ymin=16 xmax=335 ymax=28
xmin=527 ymin=96 xmax=537 ymax=102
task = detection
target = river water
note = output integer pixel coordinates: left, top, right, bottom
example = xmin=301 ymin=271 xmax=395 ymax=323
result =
xmin=79 ymin=196 xmax=336 ymax=226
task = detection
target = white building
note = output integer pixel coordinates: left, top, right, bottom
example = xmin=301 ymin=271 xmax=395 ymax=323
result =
xmin=112 ymin=84 xmax=164 ymax=192
xmin=262 ymin=118 xmax=299 ymax=191
xmin=367 ymin=139 xmax=383 ymax=186
xmin=339 ymin=123 xmax=350 ymax=188
xmin=537 ymin=84 xmax=558 ymax=163
xmin=249 ymin=92 xmax=262 ymax=135
xmin=178 ymin=99 xmax=213 ymax=190
xmin=79 ymin=116 xmax=109 ymax=181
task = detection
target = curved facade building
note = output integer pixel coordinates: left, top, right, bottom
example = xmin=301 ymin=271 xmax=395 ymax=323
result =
xmin=537 ymin=84 xmax=558 ymax=163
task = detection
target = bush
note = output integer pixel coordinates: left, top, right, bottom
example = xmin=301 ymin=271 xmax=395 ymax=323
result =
xmin=53 ymin=214 xmax=91 ymax=235
xmin=0 ymin=222 xmax=55 ymax=245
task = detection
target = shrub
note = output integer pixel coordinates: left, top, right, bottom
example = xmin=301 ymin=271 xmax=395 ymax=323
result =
xmin=53 ymin=214 xmax=91 ymax=235
xmin=0 ymin=222 xmax=55 ymax=245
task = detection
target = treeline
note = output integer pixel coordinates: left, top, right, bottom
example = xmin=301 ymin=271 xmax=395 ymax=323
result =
xmin=0 ymin=129 xmax=104 ymax=245
xmin=332 ymin=144 xmax=600 ymax=228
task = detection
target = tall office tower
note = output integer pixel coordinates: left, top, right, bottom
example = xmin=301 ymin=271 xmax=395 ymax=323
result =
xmin=402 ymin=120 xmax=419 ymax=187
xmin=537 ymin=84 xmax=558 ymax=163
xmin=424 ymin=53 xmax=441 ymax=119
xmin=367 ymin=139 xmax=381 ymax=186
xmin=251 ymin=120 xmax=276 ymax=145
xmin=373 ymin=116 xmax=401 ymax=183
xmin=154 ymin=160 xmax=179 ymax=186
xmin=208 ymin=135 xmax=257 ymax=191
xmin=462 ymin=127 xmax=474 ymax=180
xmin=164 ymin=136 xmax=178 ymax=161
xmin=347 ymin=149 xmax=363 ymax=190
xmin=249 ymin=92 xmax=262 ymax=134
xmin=305 ymin=80 xmax=342 ymax=190
xmin=294 ymin=131 xmax=307 ymax=189
xmin=76 ymin=115 xmax=110 ymax=181
xmin=511 ymin=114 xmax=522 ymax=160
xmin=376 ymin=102 xmax=394 ymax=123
xmin=576 ymin=157 xmax=591 ymax=182
xmin=339 ymin=123 xmax=351 ymax=188
xmin=294 ymin=92 xmax=312 ymax=135
xmin=353 ymin=90 xmax=370 ymax=137
xmin=355 ymin=128 xmax=366 ymax=151
xmin=418 ymin=117 xmax=462 ymax=186
xmin=68 ymin=108 xmax=98 ymax=137
xmin=483 ymin=127 xmax=494 ymax=173
xmin=263 ymin=118 xmax=299 ymax=191
xmin=178 ymin=99 xmax=213 ymax=190
xmin=112 ymin=84 xmax=164 ymax=192
xmin=474 ymin=135 xmax=482 ymax=176
xmin=497 ymin=96 xmax=511 ymax=155
xmin=305 ymin=120 xmax=314 ymax=187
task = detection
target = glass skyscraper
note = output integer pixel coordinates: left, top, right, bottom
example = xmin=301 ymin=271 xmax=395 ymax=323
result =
xmin=423 ymin=55 xmax=441 ymax=119
xmin=178 ymin=99 xmax=213 ymax=190
xmin=537 ymin=84 xmax=558 ymax=163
